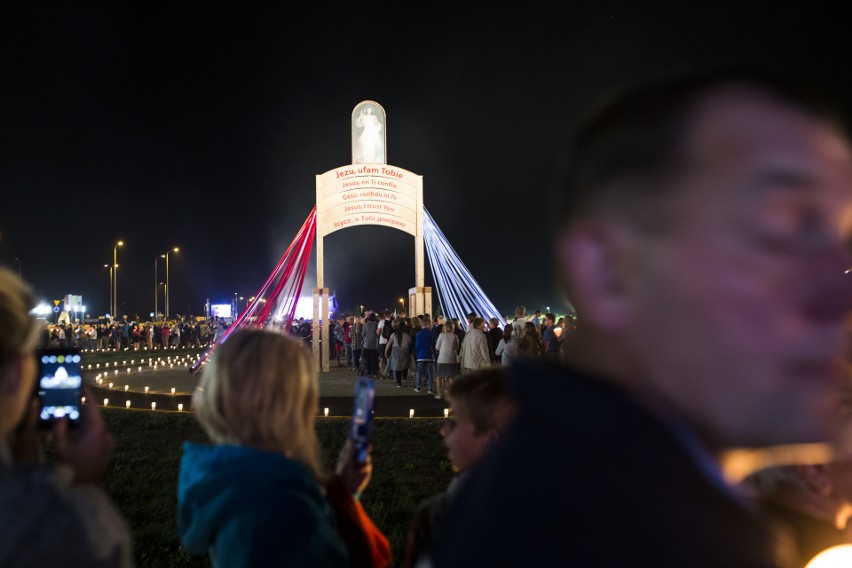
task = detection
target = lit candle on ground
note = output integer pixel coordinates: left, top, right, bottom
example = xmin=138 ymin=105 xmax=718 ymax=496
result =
xmin=126 ymin=400 xmax=131 ymax=408
xmin=171 ymin=387 xmax=175 ymax=395
xmin=444 ymin=408 xmax=449 ymax=418
xmin=108 ymin=383 xmax=113 ymax=389
xmin=144 ymin=386 xmax=149 ymax=393
xmin=178 ymin=403 xmax=184 ymax=412
xmin=324 ymin=407 xmax=329 ymax=417
xmin=103 ymin=398 xmax=109 ymax=406
xmin=409 ymin=409 xmax=415 ymax=419
xmin=151 ymin=402 xmax=156 ymax=410
xmin=124 ymin=385 xmax=129 ymax=391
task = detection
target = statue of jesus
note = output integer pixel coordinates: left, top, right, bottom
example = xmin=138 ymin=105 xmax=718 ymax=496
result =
xmin=353 ymin=106 xmax=385 ymax=164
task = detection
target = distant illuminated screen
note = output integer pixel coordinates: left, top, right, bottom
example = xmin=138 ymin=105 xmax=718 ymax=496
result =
xmin=285 ymin=296 xmax=336 ymax=321
xmin=210 ymin=304 xmax=232 ymax=318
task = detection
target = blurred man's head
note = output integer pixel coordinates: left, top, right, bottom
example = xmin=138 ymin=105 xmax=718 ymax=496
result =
xmin=556 ymin=71 xmax=852 ymax=448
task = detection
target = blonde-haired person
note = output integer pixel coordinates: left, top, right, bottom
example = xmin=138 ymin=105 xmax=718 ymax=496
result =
xmin=0 ymin=267 xmax=133 ymax=566
xmin=178 ymin=327 xmax=391 ymax=567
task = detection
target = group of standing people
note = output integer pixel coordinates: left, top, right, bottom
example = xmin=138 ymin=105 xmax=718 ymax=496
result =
xmin=328 ymin=307 xmax=575 ymax=399
xmin=39 ymin=317 xmax=227 ymax=352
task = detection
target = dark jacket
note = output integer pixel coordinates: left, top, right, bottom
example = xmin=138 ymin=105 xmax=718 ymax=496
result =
xmin=415 ymin=328 xmax=435 ymax=361
xmin=487 ymin=327 xmax=503 ymax=361
xmin=362 ymin=320 xmax=379 ymax=350
xmin=432 ymin=360 xmax=781 ymax=567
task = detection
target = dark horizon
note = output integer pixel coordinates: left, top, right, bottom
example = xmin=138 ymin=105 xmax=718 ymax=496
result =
xmin=2 ymin=4 xmax=850 ymax=320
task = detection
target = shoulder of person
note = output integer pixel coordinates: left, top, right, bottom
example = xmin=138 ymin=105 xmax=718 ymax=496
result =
xmin=0 ymin=465 xmax=133 ymax=567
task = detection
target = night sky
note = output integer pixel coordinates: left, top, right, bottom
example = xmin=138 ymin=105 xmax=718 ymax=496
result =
xmin=2 ymin=3 xmax=850 ymax=319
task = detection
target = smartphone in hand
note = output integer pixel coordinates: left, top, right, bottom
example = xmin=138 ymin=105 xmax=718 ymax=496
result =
xmin=36 ymin=348 xmax=83 ymax=429
xmin=350 ymin=377 xmax=375 ymax=464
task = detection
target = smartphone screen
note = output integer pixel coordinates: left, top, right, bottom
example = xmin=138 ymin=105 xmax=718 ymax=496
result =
xmin=350 ymin=377 xmax=375 ymax=464
xmin=37 ymin=348 xmax=83 ymax=428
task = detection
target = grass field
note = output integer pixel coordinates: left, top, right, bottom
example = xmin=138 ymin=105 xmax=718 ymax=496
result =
xmin=100 ymin=409 xmax=454 ymax=567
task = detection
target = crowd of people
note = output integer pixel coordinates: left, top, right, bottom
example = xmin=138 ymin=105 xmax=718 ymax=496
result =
xmin=326 ymin=308 xmax=575 ymax=399
xmin=4 ymin=69 xmax=852 ymax=567
xmin=37 ymin=317 xmax=230 ymax=352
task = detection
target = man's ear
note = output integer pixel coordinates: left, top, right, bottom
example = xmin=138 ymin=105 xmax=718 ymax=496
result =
xmin=556 ymin=221 xmax=636 ymax=332
xmin=796 ymin=464 xmax=833 ymax=496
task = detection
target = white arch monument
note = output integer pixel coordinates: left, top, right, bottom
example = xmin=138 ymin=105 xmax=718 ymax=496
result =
xmin=313 ymin=100 xmax=432 ymax=371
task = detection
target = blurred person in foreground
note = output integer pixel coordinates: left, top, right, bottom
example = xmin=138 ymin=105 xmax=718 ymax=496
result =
xmin=403 ymin=368 xmax=515 ymax=567
xmin=0 ymin=267 xmax=133 ymax=567
xmin=178 ymin=327 xmax=390 ymax=567
xmin=432 ymin=70 xmax=852 ymax=567
xmin=742 ymin=459 xmax=852 ymax=566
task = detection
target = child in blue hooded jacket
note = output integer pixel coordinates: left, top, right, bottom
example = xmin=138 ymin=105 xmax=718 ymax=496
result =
xmin=178 ymin=328 xmax=390 ymax=567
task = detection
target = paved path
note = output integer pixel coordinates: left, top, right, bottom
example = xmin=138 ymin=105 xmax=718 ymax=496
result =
xmin=87 ymin=362 xmax=451 ymax=418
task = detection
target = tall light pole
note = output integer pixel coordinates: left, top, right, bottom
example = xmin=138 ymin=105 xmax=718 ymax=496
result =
xmin=113 ymin=240 xmax=124 ymax=317
xmin=165 ymin=247 xmax=179 ymax=319
xmin=154 ymin=254 xmax=165 ymax=318
xmin=104 ymin=264 xmax=112 ymax=317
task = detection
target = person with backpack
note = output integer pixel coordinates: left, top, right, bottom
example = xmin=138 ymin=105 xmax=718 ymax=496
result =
xmin=377 ymin=311 xmax=394 ymax=379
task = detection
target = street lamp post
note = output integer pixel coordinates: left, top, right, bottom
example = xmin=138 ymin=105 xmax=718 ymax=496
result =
xmin=164 ymin=247 xmax=179 ymax=319
xmin=113 ymin=241 xmax=124 ymax=317
xmin=104 ymin=264 xmax=112 ymax=317
xmin=154 ymin=255 xmax=165 ymax=318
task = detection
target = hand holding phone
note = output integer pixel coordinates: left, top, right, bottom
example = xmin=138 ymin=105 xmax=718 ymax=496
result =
xmin=349 ymin=377 xmax=375 ymax=465
xmin=53 ymin=385 xmax=114 ymax=484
